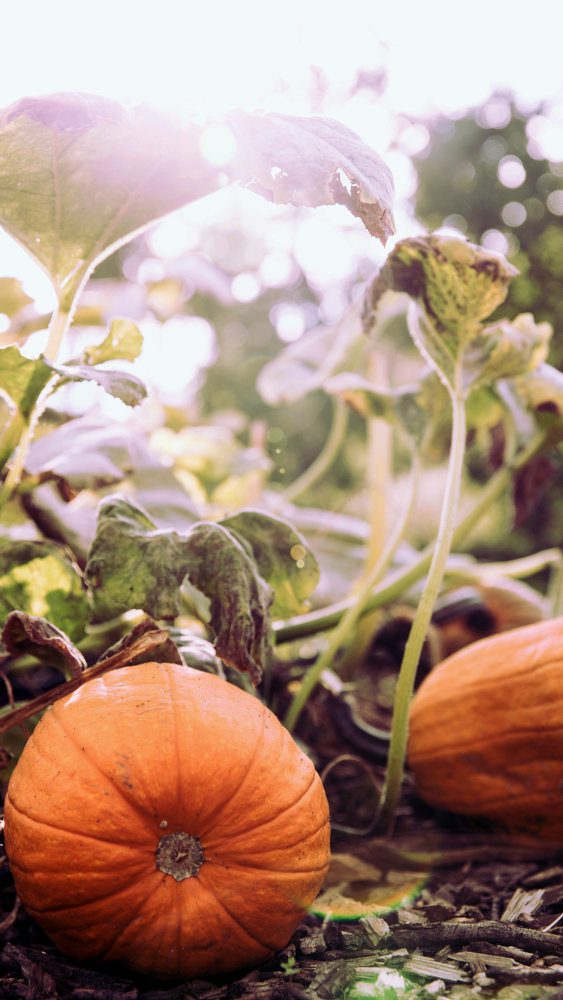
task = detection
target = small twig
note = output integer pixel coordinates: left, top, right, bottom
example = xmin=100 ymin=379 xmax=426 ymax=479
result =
xmin=391 ymin=919 xmax=563 ymax=957
xmin=543 ymin=911 xmax=563 ymax=933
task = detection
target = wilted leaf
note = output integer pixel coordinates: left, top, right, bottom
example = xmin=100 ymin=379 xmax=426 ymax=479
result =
xmin=312 ymin=850 xmax=425 ymax=919
xmin=0 ymin=93 xmax=220 ymax=294
xmin=257 ymin=312 xmax=361 ymax=405
xmin=177 ymin=521 xmax=272 ymax=683
xmin=0 ymin=619 xmax=183 ymax=740
xmin=97 ymin=617 xmax=183 ymax=668
xmin=220 ymin=508 xmax=319 ymax=617
xmin=55 ymin=361 xmax=147 ymax=406
xmin=0 ymin=537 xmax=88 ymax=640
xmin=228 ymin=110 xmax=395 ymax=244
xmin=2 ymin=611 xmax=86 ymax=676
xmin=81 ymin=317 xmax=143 ymax=364
xmin=0 ymin=277 xmax=33 ymax=317
xmin=365 ymin=235 xmax=516 ymax=337
xmin=364 ymin=236 xmax=517 ymax=392
xmin=86 ymin=496 xmax=192 ymax=622
xmin=464 ymin=313 xmax=552 ymax=390
xmin=85 ymin=496 xmax=272 ymax=682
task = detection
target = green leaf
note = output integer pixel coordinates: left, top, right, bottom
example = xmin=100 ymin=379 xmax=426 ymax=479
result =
xmin=220 ymin=509 xmax=320 ymax=617
xmin=0 ymin=394 xmax=20 ymax=472
xmin=0 ymin=346 xmax=55 ymax=471
xmin=0 ymin=538 xmax=88 ymax=641
xmin=85 ymin=496 xmax=273 ymax=682
xmin=81 ymin=317 xmax=143 ymax=365
xmin=257 ymin=313 xmax=361 ymax=405
xmin=2 ymin=610 xmax=86 ymax=676
xmin=228 ymin=111 xmax=395 ymax=244
xmin=0 ymin=277 xmax=33 ymax=317
xmin=0 ymin=93 xmax=220 ymax=294
xmin=55 ymin=362 xmax=148 ymax=406
xmin=0 ymin=346 xmax=54 ymax=420
xmin=0 ymin=94 xmax=394 ymax=300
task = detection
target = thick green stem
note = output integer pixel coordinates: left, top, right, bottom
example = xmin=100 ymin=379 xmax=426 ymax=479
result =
xmin=274 ymin=428 xmax=547 ymax=646
xmin=0 ymin=307 xmax=70 ymax=511
xmin=283 ymin=397 xmax=348 ymax=502
xmin=450 ymin=548 xmax=563 ymax=585
xmin=375 ymin=374 xmax=467 ymax=833
xmin=0 ymin=270 xmax=87 ymax=511
xmin=361 ymin=352 xmax=392 ymax=585
xmin=285 ymin=446 xmax=420 ymax=732
xmin=43 ymin=302 xmax=71 ymax=364
xmin=547 ymin=556 xmax=563 ymax=617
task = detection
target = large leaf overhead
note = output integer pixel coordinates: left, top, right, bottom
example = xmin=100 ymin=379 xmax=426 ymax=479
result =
xmin=0 ymin=93 xmax=394 ymax=294
xmin=228 ymin=111 xmax=395 ymax=244
xmin=0 ymin=93 xmax=220 ymax=292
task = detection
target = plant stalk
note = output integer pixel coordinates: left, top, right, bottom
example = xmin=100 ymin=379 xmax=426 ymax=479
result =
xmin=374 ymin=372 xmax=467 ymax=832
xmin=283 ymin=396 xmax=348 ymax=502
xmin=0 ymin=272 xmax=88 ymax=511
xmin=361 ymin=352 xmax=392 ymax=585
xmin=274 ymin=427 xmax=547 ymax=646
xmin=285 ymin=446 xmax=420 ymax=732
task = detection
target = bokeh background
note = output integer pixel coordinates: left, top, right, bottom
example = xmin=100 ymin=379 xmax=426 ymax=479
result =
xmin=2 ymin=0 xmax=563 ymax=560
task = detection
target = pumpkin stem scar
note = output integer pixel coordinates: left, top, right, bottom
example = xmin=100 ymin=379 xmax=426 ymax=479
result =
xmin=156 ymin=832 xmax=205 ymax=881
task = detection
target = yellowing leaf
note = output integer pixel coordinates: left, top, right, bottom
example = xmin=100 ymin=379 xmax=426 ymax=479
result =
xmin=311 ymin=851 xmax=426 ymax=920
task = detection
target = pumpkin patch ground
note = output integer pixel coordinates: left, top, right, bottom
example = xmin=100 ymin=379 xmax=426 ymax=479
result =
xmin=1 ymin=84 xmax=563 ymax=999
xmin=1 ymin=632 xmax=563 ymax=999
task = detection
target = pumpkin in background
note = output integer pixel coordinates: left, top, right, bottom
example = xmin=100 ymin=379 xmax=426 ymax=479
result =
xmin=408 ymin=617 xmax=563 ymax=843
xmin=4 ymin=663 xmax=330 ymax=979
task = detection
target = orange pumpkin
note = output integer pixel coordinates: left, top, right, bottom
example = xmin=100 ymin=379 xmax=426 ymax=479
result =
xmin=408 ymin=617 xmax=563 ymax=843
xmin=4 ymin=663 xmax=330 ymax=979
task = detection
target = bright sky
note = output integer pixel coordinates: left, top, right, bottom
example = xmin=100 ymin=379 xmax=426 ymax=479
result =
xmin=3 ymin=1 xmax=563 ymax=118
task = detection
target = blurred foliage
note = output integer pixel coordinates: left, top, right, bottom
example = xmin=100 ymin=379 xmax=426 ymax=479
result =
xmin=411 ymin=94 xmax=563 ymax=558
xmin=412 ymin=93 xmax=563 ymax=365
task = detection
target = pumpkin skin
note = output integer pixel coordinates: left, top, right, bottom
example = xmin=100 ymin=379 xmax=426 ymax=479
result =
xmin=408 ymin=617 xmax=563 ymax=843
xmin=4 ymin=663 xmax=330 ymax=979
